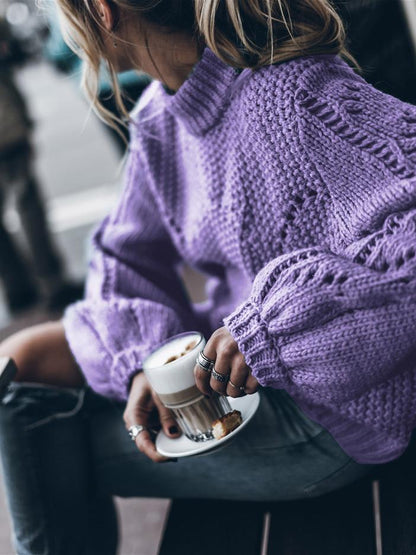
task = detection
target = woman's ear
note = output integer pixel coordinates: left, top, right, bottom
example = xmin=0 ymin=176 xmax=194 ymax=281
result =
xmin=95 ymin=0 xmax=114 ymax=31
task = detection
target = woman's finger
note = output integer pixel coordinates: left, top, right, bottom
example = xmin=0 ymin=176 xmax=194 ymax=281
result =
xmin=194 ymin=340 xmax=217 ymax=395
xmin=124 ymin=409 xmax=169 ymax=462
xmin=193 ymin=365 xmax=213 ymax=396
xmin=135 ymin=428 xmax=169 ymax=463
xmin=244 ymin=373 xmax=260 ymax=394
xmin=123 ymin=373 xmax=153 ymax=427
xmin=124 ymin=372 xmax=171 ymax=463
xmin=226 ymin=354 xmax=250 ymax=398
xmin=210 ymin=350 xmax=231 ymax=395
xmin=152 ymin=392 xmax=181 ymax=439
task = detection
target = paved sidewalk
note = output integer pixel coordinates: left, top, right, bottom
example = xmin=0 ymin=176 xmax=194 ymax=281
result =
xmin=0 ymin=60 xmax=170 ymax=554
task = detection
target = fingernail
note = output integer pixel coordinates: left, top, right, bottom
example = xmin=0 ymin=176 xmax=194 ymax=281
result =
xmin=169 ymin=426 xmax=178 ymax=435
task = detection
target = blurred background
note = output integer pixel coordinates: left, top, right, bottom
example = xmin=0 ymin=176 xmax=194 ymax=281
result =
xmin=0 ymin=0 xmax=414 ymax=552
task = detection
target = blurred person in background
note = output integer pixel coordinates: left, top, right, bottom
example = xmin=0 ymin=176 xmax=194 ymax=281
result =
xmin=0 ymin=16 xmax=83 ymax=313
xmin=43 ymin=0 xmax=151 ymax=152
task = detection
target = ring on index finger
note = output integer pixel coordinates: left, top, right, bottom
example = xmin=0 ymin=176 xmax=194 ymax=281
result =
xmin=196 ymin=351 xmax=214 ymax=373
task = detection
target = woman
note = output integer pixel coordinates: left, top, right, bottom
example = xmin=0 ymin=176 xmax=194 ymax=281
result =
xmin=1 ymin=0 xmax=415 ymax=553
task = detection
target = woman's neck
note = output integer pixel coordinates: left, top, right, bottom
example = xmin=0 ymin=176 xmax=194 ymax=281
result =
xmin=127 ymin=25 xmax=203 ymax=93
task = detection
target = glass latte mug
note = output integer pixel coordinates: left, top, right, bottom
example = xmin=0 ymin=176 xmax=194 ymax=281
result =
xmin=142 ymin=331 xmax=231 ymax=441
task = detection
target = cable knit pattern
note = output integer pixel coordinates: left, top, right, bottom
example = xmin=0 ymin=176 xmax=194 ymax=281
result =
xmin=63 ymin=47 xmax=416 ymax=463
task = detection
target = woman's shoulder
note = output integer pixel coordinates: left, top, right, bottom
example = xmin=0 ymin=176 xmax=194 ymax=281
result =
xmin=294 ymin=56 xmax=415 ymax=176
xmin=294 ymin=53 xmax=414 ymax=115
xmin=235 ymin=54 xmax=358 ymax=133
xmin=246 ymin=53 xmax=415 ymax=163
xmin=244 ymin=54 xmax=351 ymax=101
xmin=248 ymin=52 xmax=414 ymax=122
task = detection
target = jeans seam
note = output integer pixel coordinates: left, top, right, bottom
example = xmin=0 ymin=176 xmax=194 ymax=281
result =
xmin=19 ymin=424 xmax=51 ymax=555
xmin=303 ymin=457 xmax=355 ymax=495
xmin=8 ymin=381 xmax=83 ymax=397
xmin=24 ymin=389 xmax=86 ymax=431
xmin=246 ymin=429 xmax=328 ymax=452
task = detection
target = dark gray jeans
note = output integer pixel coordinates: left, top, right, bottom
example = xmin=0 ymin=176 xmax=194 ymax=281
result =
xmin=0 ymin=382 xmax=374 ymax=555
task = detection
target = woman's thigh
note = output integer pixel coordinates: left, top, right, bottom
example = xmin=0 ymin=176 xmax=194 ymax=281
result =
xmin=91 ymin=388 xmax=375 ymax=502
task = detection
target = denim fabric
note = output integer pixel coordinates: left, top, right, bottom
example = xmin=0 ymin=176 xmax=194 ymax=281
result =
xmin=0 ymin=383 xmax=117 ymax=555
xmin=0 ymin=383 xmax=374 ymax=554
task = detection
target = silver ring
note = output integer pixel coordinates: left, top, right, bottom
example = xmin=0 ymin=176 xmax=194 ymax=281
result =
xmin=128 ymin=424 xmax=147 ymax=442
xmin=212 ymin=368 xmax=229 ymax=383
xmin=229 ymin=379 xmax=245 ymax=392
xmin=200 ymin=351 xmax=215 ymax=365
xmin=196 ymin=351 xmax=214 ymax=373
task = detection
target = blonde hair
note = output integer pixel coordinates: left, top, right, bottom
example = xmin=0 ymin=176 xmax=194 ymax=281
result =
xmin=54 ymin=0 xmax=351 ymax=137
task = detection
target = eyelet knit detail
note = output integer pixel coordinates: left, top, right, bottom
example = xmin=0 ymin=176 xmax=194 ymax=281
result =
xmin=348 ymin=210 xmax=416 ymax=273
xmin=297 ymin=85 xmax=415 ymax=181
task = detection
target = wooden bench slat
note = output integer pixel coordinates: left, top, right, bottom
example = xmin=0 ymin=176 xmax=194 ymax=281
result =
xmin=158 ymin=499 xmax=267 ymax=555
xmin=267 ymin=479 xmax=376 ymax=555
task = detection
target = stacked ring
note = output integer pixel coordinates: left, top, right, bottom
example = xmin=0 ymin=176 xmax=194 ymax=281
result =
xmin=229 ymin=379 xmax=245 ymax=392
xmin=212 ymin=368 xmax=229 ymax=383
xmin=196 ymin=351 xmax=214 ymax=373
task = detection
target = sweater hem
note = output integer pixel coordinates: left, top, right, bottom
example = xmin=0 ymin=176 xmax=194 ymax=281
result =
xmin=292 ymin=396 xmax=410 ymax=464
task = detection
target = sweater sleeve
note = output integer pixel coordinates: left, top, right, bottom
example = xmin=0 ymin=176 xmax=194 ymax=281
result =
xmin=224 ymin=67 xmax=416 ymax=460
xmin=63 ymin=147 xmax=199 ymax=401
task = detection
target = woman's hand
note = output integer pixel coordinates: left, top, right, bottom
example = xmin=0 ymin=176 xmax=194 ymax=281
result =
xmin=193 ymin=326 xmax=259 ymax=397
xmin=0 ymin=320 xmax=84 ymax=388
xmin=123 ymin=372 xmax=181 ymax=462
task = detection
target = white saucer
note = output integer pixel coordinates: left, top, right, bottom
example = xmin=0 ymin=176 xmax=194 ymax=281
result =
xmin=155 ymin=392 xmax=260 ymax=458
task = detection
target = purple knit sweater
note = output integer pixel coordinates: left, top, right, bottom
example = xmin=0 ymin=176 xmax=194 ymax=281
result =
xmin=63 ymin=47 xmax=416 ymax=464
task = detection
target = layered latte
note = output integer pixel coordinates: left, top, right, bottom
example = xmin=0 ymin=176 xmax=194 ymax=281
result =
xmin=143 ymin=332 xmax=232 ymax=441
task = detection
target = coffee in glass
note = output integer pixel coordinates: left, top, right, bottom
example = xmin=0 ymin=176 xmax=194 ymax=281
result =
xmin=143 ymin=332 xmax=232 ymax=441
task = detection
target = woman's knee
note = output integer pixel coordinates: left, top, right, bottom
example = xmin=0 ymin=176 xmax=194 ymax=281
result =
xmin=0 ymin=321 xmax=85 ymax=387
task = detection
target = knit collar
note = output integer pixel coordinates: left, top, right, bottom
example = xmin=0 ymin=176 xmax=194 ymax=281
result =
xmin=159 ymin=47 xmax=247 ymax=136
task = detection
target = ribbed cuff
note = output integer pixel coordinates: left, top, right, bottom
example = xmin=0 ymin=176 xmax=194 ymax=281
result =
xmin=223 ymin=301 xmax=287 ymax=387
xmin=110 ymin=347 xmax=144 ymax=401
